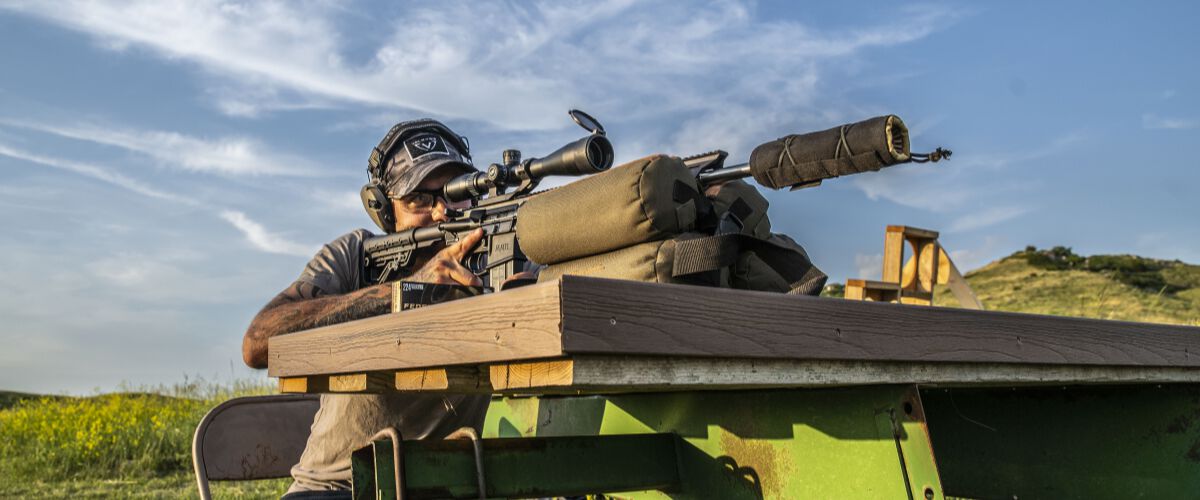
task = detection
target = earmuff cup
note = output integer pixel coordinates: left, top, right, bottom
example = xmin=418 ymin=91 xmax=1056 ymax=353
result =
xmin=360 ymin=183 xmax=396 ymax=233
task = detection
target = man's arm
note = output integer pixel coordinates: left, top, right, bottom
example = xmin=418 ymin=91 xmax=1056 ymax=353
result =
xmin=241 ymin=281 xmax=390 ymax=369
xmin=241 ymin=229 xmax=487 ymax=369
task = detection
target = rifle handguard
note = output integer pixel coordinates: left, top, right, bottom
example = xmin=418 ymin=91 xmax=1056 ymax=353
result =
xmin=749 ymin=115 xmax=911 ymax=190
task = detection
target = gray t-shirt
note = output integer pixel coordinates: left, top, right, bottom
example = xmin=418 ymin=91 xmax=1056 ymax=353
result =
xmin=286 ymin=229 xmax=490 ymax=493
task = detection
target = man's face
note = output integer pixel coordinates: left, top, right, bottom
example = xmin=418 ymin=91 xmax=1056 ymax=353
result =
xmin=391 ymin=166 xmax=470 ymax=232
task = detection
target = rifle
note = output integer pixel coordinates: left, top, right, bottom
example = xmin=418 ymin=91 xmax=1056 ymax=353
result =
xmin=362 ymin=110 xmax=614 ymax=289
xmin=362 ymin=111 xmax=950 ymax=291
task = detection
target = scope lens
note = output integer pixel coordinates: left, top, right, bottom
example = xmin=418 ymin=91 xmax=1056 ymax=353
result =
xmin=586 ymin=140 xmax=602 ymax=166
xmin=583 ymin=136 xmax=613 ymax=171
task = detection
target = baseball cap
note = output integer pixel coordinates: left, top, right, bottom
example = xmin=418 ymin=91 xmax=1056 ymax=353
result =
xmin=369 ymin=119 xmax=478 ymax=197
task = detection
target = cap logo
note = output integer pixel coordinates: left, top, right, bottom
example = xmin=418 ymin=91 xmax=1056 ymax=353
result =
xmin=405 ymin=134 xmax=449 ymax=161
xmin=414 ymin=137 xmax=438 ymax=151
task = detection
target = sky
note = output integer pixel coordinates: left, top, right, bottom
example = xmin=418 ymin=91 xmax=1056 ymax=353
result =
xmin=0 ymin=1 xmax=1197 ymax=394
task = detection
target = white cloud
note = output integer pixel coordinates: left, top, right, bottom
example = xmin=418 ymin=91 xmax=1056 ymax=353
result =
xmin=855 ymin=252 xmax=883 ymax=279
xmin=852 ymin=132 xmax=1081 ymax=212
xmin=1 ymin=141 xmax=323 ymax=258
xmin=309 ymin=188 xmax=364 ymax=214
xmin=0 ymin=1 xmax=960 ymax=131
xmin=1142 ymin=113 xmax=1196 ymax=130
xmin=0 ymin=1 xmax=572 ymax=128
xmin=852 ymin=163 xmax=980 ymax=212
xmin=0 ymin=117 xmax=325 ymax=176
xmin=86 ymin=252 xmax=256 ymax=304
xmin=946 ymin=235 xmax=1006 ymax=272
xmin=947 ymin=205 xmax=1033 ymax=232
xmin=0 ymin=142 xmax=198 ymax=204
xmin=206 ymin=82 xmax=337 ymax=119
xmin=219 ymin=210 xmax=317 ymax=257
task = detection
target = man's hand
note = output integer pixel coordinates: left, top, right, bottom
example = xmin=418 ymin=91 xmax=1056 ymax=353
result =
xmin=408 ymin=228 xmax=485 ymax=287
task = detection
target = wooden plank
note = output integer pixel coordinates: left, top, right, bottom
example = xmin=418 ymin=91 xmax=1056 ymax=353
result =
xmin=267 ymin=281 xmax=564 ymax=378
xmin=844 ymin=282 xmax=865 ymax=300
xmin=498 ymin=356 xmax=1200 ymax=394
xmin=488 ymin=364 xmax=509 ymax=390
xmin=279 ymin=376 xmax=322 ymax=393
xmin=394 ymin=367 xmax=489 ymax=392
xmin=887 ymin=225 xmax=940 ymax=239
xmin=293 ymin=354 xmax=1200 ymax=395
xmin=490 ymin=359 xmax=574 ymax=391
xmin=847 ymin=279 xmax=900 ymax=290
xmin=271 ymin=276 xmax=1200 ymax=379
xmin=556 ymin=276 xmax=1200 ymax=367
xmin=845 ymin=279 xmax=901 ymax=302
xmin=328 ymin=372 xmax=392 ymax=392
xmin=393 ymin=369 xmax=431 ymax=390
xmin=899 ymin=295 xmax=933 ymax=306
xmin=531 ymin=359 xmax=574 ymax=386
xmin=276 ymin=368 xmax=491 ymax=394
xmin=501 ymin=362 xmax=533 ymax=389
xmin=882 ymin=231 xmax=905 ymax=283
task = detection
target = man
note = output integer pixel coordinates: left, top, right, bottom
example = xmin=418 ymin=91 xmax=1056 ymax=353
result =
xmin=241 ymin=119 xmax=491 ymax=498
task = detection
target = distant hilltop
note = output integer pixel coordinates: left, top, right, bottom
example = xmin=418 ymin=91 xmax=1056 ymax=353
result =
xmin=829 ymin=246 xmax=1200 ymax=327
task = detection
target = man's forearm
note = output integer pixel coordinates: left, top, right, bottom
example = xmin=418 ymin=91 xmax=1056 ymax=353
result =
xmin=242 ymin=283 xmax=391 ymax=368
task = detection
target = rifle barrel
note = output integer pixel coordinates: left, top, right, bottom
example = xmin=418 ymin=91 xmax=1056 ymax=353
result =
xmin=696 ymin=163 xmax=751 ymax=186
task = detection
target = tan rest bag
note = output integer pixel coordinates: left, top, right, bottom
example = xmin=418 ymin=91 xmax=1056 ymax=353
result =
xmin=516 ymin=154 xmax=701 ymax=265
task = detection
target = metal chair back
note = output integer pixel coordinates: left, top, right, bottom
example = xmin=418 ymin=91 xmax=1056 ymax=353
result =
xmin=192 ymin=394 xmax=320 ymax=500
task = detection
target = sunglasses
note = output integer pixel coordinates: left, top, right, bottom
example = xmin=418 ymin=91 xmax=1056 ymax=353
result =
xmin=397 ymin=188 xmax=447 ymax=213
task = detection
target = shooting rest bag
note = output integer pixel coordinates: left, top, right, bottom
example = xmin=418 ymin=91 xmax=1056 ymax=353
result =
xmin=537 ymin=178 xmax=827 ymax=295
xmin=708 ymin=179 xmax=771 ymax=240
xmin=537 ymin=236 xmax=701 ymax=286
xmin=538 ymin=231 xmax=827 ymax=295
xmin=750 ymin=115 xmax=911 ymax=190
xmin=517 ymin=154 xmax=701 ymax=265
xmin=702 ymin=180 xmax=825 ymax=292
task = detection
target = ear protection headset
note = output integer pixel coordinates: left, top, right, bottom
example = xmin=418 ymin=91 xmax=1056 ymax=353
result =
xmin=361 ymin=119 xmax=472 ymax=233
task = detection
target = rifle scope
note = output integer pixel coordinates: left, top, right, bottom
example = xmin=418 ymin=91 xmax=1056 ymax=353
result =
xmin=526 ymin=134 xmax=614 ymax=178
xmin=443 ymin=134 xmax=614 ymax=203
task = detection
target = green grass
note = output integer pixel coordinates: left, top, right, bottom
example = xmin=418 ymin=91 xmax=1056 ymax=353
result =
xmin=0 ymin=379 xmax=281 ymax=499
xmin=931 ymin=251 xmax=1200 ymax=326
xmin=0 ymin=389 xmax=52 ymax=410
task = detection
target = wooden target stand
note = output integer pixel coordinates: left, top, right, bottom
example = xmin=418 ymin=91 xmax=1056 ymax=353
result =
xmin=845 ymin=225 xmax=983 ymax=309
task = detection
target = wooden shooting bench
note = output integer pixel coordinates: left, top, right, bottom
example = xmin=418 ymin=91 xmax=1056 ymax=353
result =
xmin=268 ymin=276 xmax=1200 ymax=499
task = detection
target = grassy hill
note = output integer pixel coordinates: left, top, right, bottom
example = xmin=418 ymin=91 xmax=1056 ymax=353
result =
xmin=933 ymin=246 xmax=1200 ymax=326
xmin=0 ymin=390 xmax=51 ymax=410
xmin=0 ymin=382 xmax=288 ymax=498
